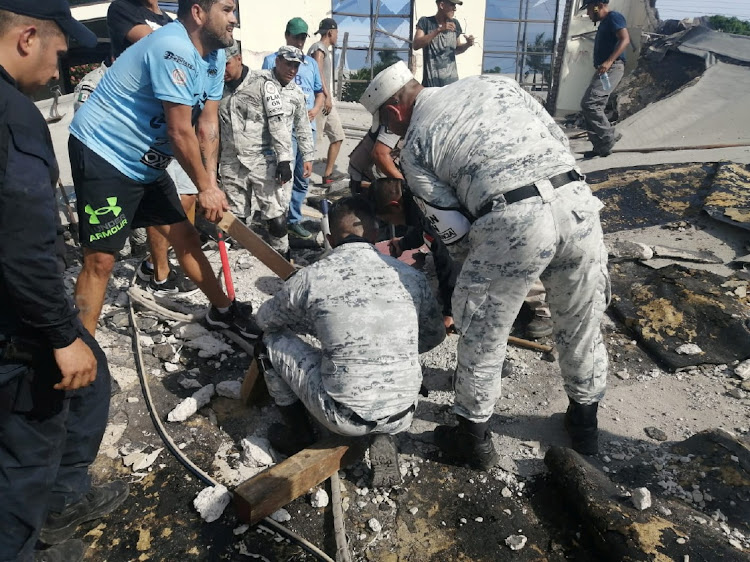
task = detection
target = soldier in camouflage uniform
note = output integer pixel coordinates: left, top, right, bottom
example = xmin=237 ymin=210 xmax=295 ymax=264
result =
xmin=255 ymin=197 xmax=445 ymax=483
xmin=361 ymin=63 xmax=610 ymax=468
xmin=219 ymin=45 xmax=313 ymax=256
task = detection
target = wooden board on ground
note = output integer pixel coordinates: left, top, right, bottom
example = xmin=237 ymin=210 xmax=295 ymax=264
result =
xmin=217 ymin=211 xmax=296 ymax=280
xmin=233 ymin=436 xmax=366 ymax=526
xmin=240 ymin=358 xmax=269 ymax=405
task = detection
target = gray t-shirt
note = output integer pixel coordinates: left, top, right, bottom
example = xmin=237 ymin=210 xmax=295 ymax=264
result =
xmin=416 ymin=16 xmax=462 ymax=87
xmin=308 ymin=40 xmax=332 ymax=92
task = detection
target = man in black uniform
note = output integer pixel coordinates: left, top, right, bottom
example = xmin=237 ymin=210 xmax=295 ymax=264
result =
xmin=0 ymin=2 xmax=129 ymax=561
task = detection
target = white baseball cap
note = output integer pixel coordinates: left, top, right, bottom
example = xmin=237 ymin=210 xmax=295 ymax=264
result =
xmin=359 ymin=61 xmax=415 ymax=132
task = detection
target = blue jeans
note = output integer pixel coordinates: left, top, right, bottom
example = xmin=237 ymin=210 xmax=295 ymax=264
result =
xmin=288 ymin=132 xmax=315 ymax=225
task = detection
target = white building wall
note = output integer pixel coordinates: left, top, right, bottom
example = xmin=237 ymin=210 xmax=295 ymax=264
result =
xmin=555 ymin=0 xmax=656 ymax=115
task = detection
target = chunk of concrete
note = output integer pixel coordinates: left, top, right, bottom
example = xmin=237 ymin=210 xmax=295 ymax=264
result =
xmin=216 ymin=380 xmax=242 ymax=400
xmin=241 ymin=435 xmax=274 ymax=468
xmin=193 ymin=484 xmax=231 ymax=523
xmin=734 ymin=359 xmax=750 ymax=380
xmin=631 ymin=487 xmax=652 ymax=511
xmin=183 ymin=335 xmax=233 ymax=358
xmin=608 ymin=240 xmax=654 ymax=261
xmin=167 ymin=384 xmax=215 ymax=422
xmin=310 ymin=488 xmax=329 ymax=508
xmin=176 ymin=323 xmax=211 ymax=340
xmin=505 ymin=535 xmax=527 ymax=550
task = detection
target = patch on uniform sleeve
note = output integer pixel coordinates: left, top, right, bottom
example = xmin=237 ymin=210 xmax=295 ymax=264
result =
xmin=264 ymin=81 xmax=283 ymax=117
xmin=171 ymin=68 xmax=187 ymax=86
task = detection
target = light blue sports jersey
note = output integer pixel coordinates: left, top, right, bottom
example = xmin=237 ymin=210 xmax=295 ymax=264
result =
xmin=262 ymin=52 xmax=322 ymax=132
xmin=70 ymin=21 xmax=225 ymax=183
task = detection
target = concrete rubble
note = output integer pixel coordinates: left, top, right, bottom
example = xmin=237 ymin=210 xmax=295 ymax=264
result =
xmin=38 ymin=14 xmax=750 ymax=560
xmin=167 ymin=384 xmax=215 ymax=422
xmin=193 ymin=484 xmax=231 ymax=523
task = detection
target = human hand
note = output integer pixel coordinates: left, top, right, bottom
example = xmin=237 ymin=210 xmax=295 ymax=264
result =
xmin=308 ymin=108 xmax=319 ymax=121
xmin=465 ymin=34 xmax=475 ymax=46
xmin=441 ymin=21 xmax=456 ymax=33
xmin=275 ymin=161 xmax=293 ymax=184
xmin=443 ymin=316 xmax=456 ymax=334
xmin=324 ymin=97 xmax=333 ymax=114
xmin=198 ymin=186 xmax=229 ymax=223
xmin=303 ymin=161 xmax=312 ymax=178
xmin=388 ymin=237 xmax=403 ymax=257
xmin=598 ymin=60 xmax=613 ymax=74
xmin=54 ymin=338 xmax=97 ymax=391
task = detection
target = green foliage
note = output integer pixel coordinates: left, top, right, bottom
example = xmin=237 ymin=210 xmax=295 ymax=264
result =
xmin=341 ymin=51 xmax=403 ymax=102
xmin=708 ymin=15 xmax=750 ymax=36
xmin=525 ymin=33 xmax=554 ymax=86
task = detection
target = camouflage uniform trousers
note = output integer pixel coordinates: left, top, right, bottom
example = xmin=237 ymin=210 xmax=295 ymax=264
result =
xmin=263 ymin=328 xmax=414 ymax=437
xmin=452 ymin=180 xmax=610 ymax=423
xmin=219 ymin=152 xmax=292 ymax=253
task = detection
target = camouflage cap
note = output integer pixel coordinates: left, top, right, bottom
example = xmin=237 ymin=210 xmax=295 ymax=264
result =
xmin=276 ymin=45 xmax=305 ymax=63
xmin=225 ymin=40 xmax=240 ymax=59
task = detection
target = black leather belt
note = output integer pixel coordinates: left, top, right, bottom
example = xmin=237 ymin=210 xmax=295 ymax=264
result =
xmin=475 ymin=169 xmax=584 ymax=220
xmin=342 ymin=402 xmax=416 ymax=429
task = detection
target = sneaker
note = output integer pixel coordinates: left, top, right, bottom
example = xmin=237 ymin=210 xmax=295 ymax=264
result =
xmin=39 ymin=481 xmax=130 ymax=545
xmin=136 ymin=258 xmax=154 ymax=282
xmin=288 ymin=222 xmax=313 ymax=240
xmin=34 ymin=539 xmax=85 ymax=562
xmin=526 ymin=316 xmax=553 ymax=339
xmin=434 ymin=417 xmax=498 ymax=471
xmin=205 ymin=300 xmax=261 ymax=340
xmin=369 ymin=434 xmax=401 ymax=488
xmin=146 ymin=267 xmax=199 ymax=297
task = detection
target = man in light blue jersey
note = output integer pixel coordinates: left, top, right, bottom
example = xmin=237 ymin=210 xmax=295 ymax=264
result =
xmin=262 ymin=17 xmax=324 ymax=241
xmin=69 ymin=0 xmax=257 ymax=339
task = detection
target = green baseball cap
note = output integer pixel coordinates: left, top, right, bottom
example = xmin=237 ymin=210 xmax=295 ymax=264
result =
xmin=286 ymin=17 xmax=309 ymax=36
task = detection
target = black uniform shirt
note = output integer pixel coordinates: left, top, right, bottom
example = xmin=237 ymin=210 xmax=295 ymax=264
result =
xmin=0 ymin=64 xmax=79 ymax=350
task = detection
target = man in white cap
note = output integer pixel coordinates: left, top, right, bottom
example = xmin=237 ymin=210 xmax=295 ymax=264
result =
xmin=360 ymin=62 xmax=610 ymax=469
xmin=218 ymin=45 xmax=313 ymax=258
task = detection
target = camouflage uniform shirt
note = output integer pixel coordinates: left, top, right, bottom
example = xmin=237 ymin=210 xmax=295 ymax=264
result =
xmin=401 ymin=75 xmax=576 ymax=216
xmin=256 ymin=239 xmax=445 ymax=421
xmin=219 ymin=69 xmax=313 ymax=167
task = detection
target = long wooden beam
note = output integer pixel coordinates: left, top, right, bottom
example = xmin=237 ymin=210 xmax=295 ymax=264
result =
xmin=217 ymin=211 xmax=296 ymax=280
xmin=233 ymin=437 xmax=365 ymax=526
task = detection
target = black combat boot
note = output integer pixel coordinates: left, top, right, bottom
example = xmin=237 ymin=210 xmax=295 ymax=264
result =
xmin=40 ymin=481 xmax=130 ymax=544
xmin=434 ymin=415 xmax=498 ymax=471
xmin=267 ymin=401 xmax=316 ymax=457
xmin=564 ymin=398 xmax=599 ymax=455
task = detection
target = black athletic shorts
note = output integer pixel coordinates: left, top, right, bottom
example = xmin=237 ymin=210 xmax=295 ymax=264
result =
xmin=69 ymin=136 xmax=187 ymax=252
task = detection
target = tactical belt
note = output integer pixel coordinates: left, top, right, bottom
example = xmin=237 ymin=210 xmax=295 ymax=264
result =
xmin=475 ymin=169 xmax=584 ymax=220
xmin=341 ymin=402 xmax=416 ymax=429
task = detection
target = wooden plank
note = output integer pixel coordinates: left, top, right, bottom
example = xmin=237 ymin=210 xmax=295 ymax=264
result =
xmin=508 ymin=335 xmax=553 ymax=354
xmin=217 ymin=211 xmax=295 ymax=280
xmin=239 ymin=358 xmax=269 ymax=405
xmin=233 ymin=436 xmax=366 ymax=526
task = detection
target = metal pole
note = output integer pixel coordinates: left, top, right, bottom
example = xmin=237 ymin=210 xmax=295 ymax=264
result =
xmin=519 ymin=0 xmax=531 ymax=87
xmin=336 ymin=32 xmax=349 ymax=101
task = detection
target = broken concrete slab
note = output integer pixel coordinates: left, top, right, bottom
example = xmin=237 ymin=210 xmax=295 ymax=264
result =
xmin=544 ymin=445 xmax=750 ymax=561
xmin=608 ymin=240 xmax=654 ymax=261
xmin=241 ymin=435 xmax=275 ymax=468
xmin=703 ymin=162 xmax=750 ymax=231
xmin=651 ymin=245 xmax=722 ymax=264
xmin=216 ymin=380 xmax=242 ymax=400
xmin=609 ymin=262 xmax=750 ymax=370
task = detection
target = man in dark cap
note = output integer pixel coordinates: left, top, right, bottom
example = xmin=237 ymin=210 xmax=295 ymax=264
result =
xmin=580 ymin=0 xmax=629 ymax=158
xmin=0 ymin=3 xmax=129 ymax=560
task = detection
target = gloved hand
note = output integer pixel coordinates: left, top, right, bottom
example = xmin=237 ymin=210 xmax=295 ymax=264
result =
xmin=275 ymin=161 xmax=292 ymax=184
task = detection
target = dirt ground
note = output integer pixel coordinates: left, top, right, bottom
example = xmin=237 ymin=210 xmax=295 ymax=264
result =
xmin=62 ymin=164 xmax=749 ymax=560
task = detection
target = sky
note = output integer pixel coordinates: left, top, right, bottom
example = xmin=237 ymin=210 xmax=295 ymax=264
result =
xmin=655 ymin=0 xmax=750 ymax=22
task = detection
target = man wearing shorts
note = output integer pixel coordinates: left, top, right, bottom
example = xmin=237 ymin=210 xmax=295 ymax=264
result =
xmin=70 ymin=0 xmax=256 ymax=338
xmin=308 ymin=18 xmax=345 ymax=186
